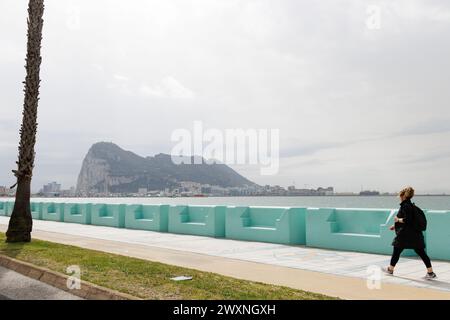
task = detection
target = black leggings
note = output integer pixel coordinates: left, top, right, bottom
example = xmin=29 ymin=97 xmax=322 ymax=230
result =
xmin=390 ymin=247 xmax=432 ymax=268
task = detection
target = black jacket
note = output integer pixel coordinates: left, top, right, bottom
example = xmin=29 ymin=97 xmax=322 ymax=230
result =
xmin=392 ymin=199 xmax=425 ymax=249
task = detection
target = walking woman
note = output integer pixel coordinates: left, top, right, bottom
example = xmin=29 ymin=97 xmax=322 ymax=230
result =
xmin=384 ymin=186 xmax=437 ymax=279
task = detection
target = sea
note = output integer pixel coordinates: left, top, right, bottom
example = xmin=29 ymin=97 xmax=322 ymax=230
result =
xmin=5 ymin=195 xmax=449 ymax=210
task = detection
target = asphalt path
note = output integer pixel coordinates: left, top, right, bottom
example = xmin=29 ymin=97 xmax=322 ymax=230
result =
xmin=0 ymin=265 xmax=82 ymax=300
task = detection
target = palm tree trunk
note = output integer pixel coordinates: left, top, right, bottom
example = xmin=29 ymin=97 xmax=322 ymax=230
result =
xmin=6 ymin=177 xmax=32 ymax=242
xmin=6 ymin=0 xmax=45 ymax=243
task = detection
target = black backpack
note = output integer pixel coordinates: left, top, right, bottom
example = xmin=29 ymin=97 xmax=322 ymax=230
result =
xmin=412 ymin=203 xmax=427 ymax=231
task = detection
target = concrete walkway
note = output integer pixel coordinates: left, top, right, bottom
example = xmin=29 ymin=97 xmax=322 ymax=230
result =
xmin=0 ymin=265 xmax=82 ymax=300
xmin=1 ymin=216 xmax=450 ymax=300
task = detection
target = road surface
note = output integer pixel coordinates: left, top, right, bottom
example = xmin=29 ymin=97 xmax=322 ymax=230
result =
xmin=0 ymin=265 xmax=82 ymax=300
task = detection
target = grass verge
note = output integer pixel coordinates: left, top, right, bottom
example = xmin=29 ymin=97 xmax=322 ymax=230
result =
xmin=0 ymin=232 xmax=336 ymax=300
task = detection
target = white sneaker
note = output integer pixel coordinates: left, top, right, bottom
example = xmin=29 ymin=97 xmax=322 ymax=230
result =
xmin=424 ymin=272 xmax=437 ymax=280
xmin=383 ymin=267 xmax=394 ymax=275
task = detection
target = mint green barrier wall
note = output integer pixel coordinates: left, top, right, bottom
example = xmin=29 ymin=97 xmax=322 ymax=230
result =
xmin=1 ymin=202 xmax=449 ymax=261
xmin=42 ymin=202 xmax=64 ymax=222
xmin=30 ymin=202 xmax=42 ymax=220
xmin=1 ymin=201 xmax=43 ymax=220
xmin=2 ymin=201 xmax=15 ymax=217
xmin=1 ymin=201 xmax=41 ymax=219
xmin=91 ymin=204 xmax=126 ymax=228
xmin=125 ymin=204 xmax=169 ymax=232
xmin=168 ymin=205 xmax=226 ymax=237
xmin=425 ymin=211 xmax=450 ymax=260
xmin=225 ymin=207 xmax=306 ymax=245
xmin=64 ymin=203 xmax=91 ymax=225
xmin=306 ymin=208 xmax=416 ymax=256
xmin=0 ymin=202 xmax=7 ymax=216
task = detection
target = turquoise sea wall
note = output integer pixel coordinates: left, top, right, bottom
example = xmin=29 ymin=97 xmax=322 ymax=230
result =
xmin=168 ymin=205 xmax=226 ymax=237
xmin=1 ymin=201 xmax=449 ymax=261
xmin=225 ymin=206 xmax=306 ymax=245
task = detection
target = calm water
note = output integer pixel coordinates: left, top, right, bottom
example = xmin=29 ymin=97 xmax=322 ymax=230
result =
xmin=6 ymin=195 xmax=449 ymax=210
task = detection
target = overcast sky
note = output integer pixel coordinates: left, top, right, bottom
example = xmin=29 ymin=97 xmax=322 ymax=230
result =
xmin=1 ymin=0 xmax=450 ymax=194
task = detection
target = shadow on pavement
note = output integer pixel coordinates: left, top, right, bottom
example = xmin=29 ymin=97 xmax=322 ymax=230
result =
xmin=393 ymin=275 xmax=450 ymax=290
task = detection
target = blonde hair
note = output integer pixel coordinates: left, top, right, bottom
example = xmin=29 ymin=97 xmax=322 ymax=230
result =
xmin=399 ymin=186 xmax=415 ymax=200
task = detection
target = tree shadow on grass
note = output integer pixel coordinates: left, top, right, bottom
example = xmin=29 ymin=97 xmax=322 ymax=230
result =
xmin=2 ymin=241 xmax=26 ymax=259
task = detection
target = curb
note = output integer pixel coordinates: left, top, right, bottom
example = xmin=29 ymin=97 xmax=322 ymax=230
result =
xmin=0 ymin=254 xmax=141 ymax=300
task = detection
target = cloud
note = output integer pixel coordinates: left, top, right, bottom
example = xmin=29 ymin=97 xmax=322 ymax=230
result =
xmin=386 ymin=0 xmax=450 ymax=23
xmin=106 ymin=74 xmax=133 ymax=95
xmin=1 ymin=0 xmax=450 ymax=193
xmin=405 ymin=151 xmax=450 ymax=165
xmin=0 ymin=43 xmax=24 ymax=63
xmin=139 ymin=76 xmax=195 ymax=99
xmin=279 ymin=141 xmax=348 ymax=158
xmin=113 ymin=74 xmax=129 ymax=81
xmin=396 ymin=118 xmax=450 ymax=137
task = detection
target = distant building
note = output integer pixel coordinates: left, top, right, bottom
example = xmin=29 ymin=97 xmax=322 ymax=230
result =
xmin=286 ymin=186 xmax=334 ymax=196
xmin=318 ymin=187 xmax=334 ymax=196
xmin=334 ymin=192 xmax=357 ymax=196
xmin=59 ymin=186 xmax=76 ymax=197
xmin=179 ymin=181 xmax=202 ymax=194
xmin=138 ymin=188 xmax=148 ymax=195
xmin=359 ymin=190 xmax=380 ymax=196
xmin=40 ymin=182 xmax=61 ymax=196
xmin=201 ymin=185 xmax=212 ymax=194
xmin=209 ymin=185 xmax=228 ymax=196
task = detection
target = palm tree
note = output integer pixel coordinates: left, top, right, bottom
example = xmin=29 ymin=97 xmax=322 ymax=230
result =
xmin=6 ymin=0 xmax=45 ymax=243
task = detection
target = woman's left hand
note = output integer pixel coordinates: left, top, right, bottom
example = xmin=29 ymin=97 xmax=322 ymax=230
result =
xmin=394 ymin=216 xmax=399 ymax=223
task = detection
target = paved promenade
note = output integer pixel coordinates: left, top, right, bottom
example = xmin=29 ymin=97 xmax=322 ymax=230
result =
xmin=1 ymin=216 xmax=450 ymax=299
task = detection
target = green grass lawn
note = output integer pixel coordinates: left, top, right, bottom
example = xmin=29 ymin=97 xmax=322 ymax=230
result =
xmin=0 ymin=232 xmax=336 ymax=300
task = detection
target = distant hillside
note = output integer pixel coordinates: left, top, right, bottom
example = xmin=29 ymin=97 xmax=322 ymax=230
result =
xmin=76 ymin=142 xmax=256 ymax=194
